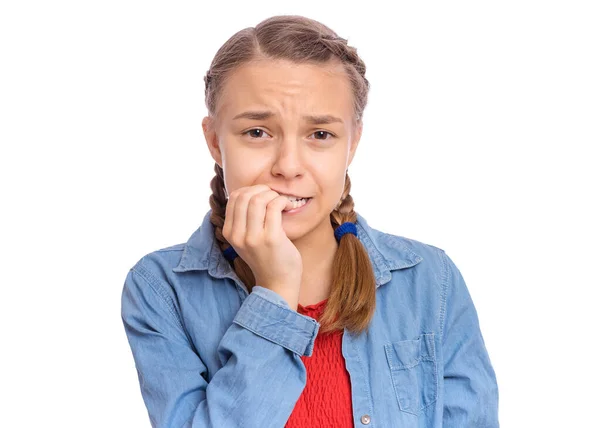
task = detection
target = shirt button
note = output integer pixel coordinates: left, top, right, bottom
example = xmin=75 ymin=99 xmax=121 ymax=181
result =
xmin=360 ymin=414 xmax=371 ymax=425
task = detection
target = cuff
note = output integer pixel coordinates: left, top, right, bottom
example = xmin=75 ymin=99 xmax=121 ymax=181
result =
xmin=233 ymin=286 xmax=320 ymax=357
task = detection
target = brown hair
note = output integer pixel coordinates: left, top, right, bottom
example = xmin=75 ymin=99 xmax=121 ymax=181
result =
xmin=205 ymin=15 xmax=375 ymax=335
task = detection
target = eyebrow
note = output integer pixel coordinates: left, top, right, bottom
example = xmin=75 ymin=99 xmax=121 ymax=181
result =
xmin=232 ymin=111 xmax=343 ymax=125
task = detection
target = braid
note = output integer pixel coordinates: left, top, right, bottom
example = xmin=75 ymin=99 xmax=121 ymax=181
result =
xmin=319 ymin=35 xmax=367 ymax=77
xmin=318 ymin=36 xmax=370 ymax=121
xmin=203 ymin=73 xmax=212 ymax=97
xmin=330 ymin=171 xmax=357 ymax=226
xmin=208 ymin=163 xmax=227 ymax=244
xmin=319 ymin=171 xmax=376 ymax=333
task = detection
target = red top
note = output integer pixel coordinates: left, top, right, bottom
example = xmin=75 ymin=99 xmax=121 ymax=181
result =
xmin=285 ymin=299 xmax=354 ymax=428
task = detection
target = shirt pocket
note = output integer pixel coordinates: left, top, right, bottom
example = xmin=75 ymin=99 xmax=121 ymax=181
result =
xmin=384 ymin=333 xmax=438 ymax=416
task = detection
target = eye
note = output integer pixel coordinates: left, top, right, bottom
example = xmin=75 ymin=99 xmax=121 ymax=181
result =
xmin=310 ymin=131 xmax=334 ymax=140
xmin=244 ymin=129 xmax=271 ymax=139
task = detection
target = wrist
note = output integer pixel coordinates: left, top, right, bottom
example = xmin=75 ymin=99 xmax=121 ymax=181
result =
xmin=266 ymin=286 xmax=300 ymax=311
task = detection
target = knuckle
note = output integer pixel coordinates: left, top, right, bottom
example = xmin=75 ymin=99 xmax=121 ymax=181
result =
xmin=249 ymin=195 xmax=265 ymax=207
xmin=266 ymin=198 xmax=279 ymax=208
xmin=244 ymin=235 xmax=259 ymax=247
xmin=263 ymin=234 xmax=276 ymax=246
xmin=230 ymin=232 xmax=243 ymax=246
xmin=238 ymin=192 xmax=252 ymax=205
xmin=222 ymin=224 xmax=230 ymax=237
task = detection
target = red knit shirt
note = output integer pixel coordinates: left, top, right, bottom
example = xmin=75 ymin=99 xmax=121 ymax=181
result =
xmin=285 ymin=299 xmax=354 ymax=427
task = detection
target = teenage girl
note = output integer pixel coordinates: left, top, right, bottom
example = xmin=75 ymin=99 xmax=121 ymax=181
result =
xmin=121 ymin=15 xmax=499 ymax=428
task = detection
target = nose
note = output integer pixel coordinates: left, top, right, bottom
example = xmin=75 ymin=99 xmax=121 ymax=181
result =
xmin=271 ymin=136 xmax=304 ymax=179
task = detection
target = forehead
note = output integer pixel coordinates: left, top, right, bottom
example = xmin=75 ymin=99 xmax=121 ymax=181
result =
xmin=217 ymin=59 xmax=354 ymax=118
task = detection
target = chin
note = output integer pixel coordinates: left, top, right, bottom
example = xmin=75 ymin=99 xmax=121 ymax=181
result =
xmin=281 ymin=211 xmax=327 ymax=241
xmin=281 ymin=220 xmax=308 ymax=241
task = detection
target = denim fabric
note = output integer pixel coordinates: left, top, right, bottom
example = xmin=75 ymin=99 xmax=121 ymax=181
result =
xmin=121 ymin=210 xmax=499 ymax=427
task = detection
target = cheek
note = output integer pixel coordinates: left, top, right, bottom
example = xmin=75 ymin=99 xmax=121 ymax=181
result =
xmin=221 ymin=146 xmax=267 ymax=191
xmin=317 ymin=167 xmax=348 ymax=201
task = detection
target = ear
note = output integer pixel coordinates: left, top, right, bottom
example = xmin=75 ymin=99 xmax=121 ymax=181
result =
xmin=347 ymin=120 xmax=363 ymax=168
xmin=202 ymin=116 xmax=223 ymax=167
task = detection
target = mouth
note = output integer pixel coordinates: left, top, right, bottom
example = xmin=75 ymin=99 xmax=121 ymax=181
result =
xmin=281 ymin=195 xmax=312 ymax=212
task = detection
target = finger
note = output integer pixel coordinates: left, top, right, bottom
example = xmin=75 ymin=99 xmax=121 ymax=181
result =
xmin=223 ymin=187 xmax=236 ymax=242
xmin=231 ymin=185 xmax=271 ymax=244
xmin=264 ymin=195 xmax=291 ymax=241
xmin=246 ymin=190 xmax=281 ymax=242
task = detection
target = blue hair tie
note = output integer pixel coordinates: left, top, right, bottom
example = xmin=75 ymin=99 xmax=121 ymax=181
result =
xmin=334 ymin=222 xmax=357 ymax=243
xmin=223 ymin=245 xmax=238 ymax=261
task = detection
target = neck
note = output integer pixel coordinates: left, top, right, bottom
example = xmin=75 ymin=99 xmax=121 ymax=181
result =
xmin=291 ymin=217 xmax=339 ymax=304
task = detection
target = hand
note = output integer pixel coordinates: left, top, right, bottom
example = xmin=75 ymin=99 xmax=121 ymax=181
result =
xmin=222 ymin=184 xmax=302 ymax=309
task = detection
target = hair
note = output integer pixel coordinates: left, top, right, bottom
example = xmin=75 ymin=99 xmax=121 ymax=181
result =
xmin=205 ymin=15 xmax=375 ymax=335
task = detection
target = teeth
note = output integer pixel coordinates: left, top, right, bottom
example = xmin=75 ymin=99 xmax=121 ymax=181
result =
xmin=291 ymin=199 xmax=306 ymax=209
xmin=284 ymin=197 xmax=309 ymax=211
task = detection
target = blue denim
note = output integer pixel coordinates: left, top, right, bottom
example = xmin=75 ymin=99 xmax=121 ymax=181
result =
xmin=121 ymin=210 xmax=499 ymax=427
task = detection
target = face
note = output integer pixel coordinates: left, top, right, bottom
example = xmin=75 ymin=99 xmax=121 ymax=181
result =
xmin=202 ymin=59 xmax=362 ymax=242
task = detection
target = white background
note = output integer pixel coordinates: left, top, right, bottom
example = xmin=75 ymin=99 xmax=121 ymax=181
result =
xmin=1 ymin=1 xmax=598 ymax=426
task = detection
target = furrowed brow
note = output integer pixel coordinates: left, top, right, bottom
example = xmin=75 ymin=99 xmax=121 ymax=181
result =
xmin=232 ymin=111 xmax=343 ymax=125
xmin=232 ymin=111 xmax=274 ymax=121
xmin=303 ymin=114 xmax=343 ymax=125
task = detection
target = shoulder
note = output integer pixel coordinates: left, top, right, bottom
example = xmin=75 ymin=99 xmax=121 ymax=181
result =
xmin=371 ymin=229 xmax=470 ymax=309
xmin=383 ymin=230 xmax=445 ymax=260
xmin=364 ymin=222 xmax=448 ymax=271
xmin=130 ymin=243 xmax=186 ymax=275
xmin=123 ymin=243 xmax=188 ymax=299
xmin=359 ymin=221 xmax=464 ymax=303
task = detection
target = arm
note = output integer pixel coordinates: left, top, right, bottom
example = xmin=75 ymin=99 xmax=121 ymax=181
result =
xmin=439 ymin=251 xmax=499 ymax=427
xmin=121 ymin=261 xmax=318 ymax=428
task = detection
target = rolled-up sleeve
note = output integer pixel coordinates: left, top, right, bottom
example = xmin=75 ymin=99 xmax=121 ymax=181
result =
xmin=121 ymin=259 xmax=319 ymax=428
xmin=439 ymin=251 xmax=499 ymax=427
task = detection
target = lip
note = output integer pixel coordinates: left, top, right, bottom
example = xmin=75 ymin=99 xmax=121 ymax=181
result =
xmin=271 ymin=189 xmax=311 ymax=199
xmin=282 ymin=197 xmax=312 ymax=215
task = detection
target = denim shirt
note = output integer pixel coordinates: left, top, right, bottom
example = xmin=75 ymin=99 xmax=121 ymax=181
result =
xmin=121 ymin=210 xmax=499 ymax=428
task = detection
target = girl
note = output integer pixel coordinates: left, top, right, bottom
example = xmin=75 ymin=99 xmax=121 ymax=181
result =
xmin=121 ymin=15 xmax=499 ymax=428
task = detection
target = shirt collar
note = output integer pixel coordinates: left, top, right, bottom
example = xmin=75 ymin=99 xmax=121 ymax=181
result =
xmin=172 ymin=209 xmax=422 ymax=288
